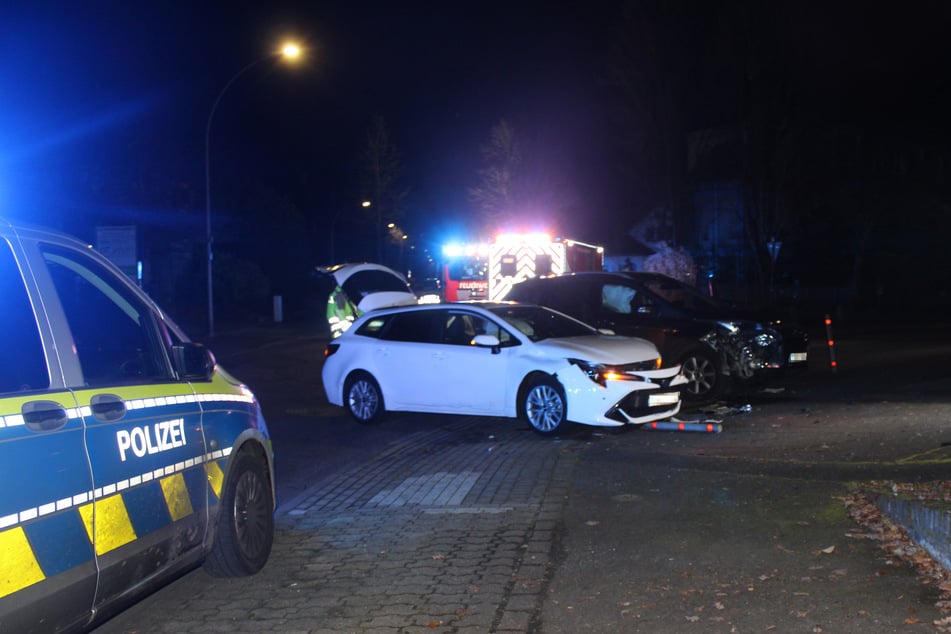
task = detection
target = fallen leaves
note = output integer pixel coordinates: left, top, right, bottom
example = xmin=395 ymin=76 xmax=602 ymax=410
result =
xmin=845 ymin=481 xmax=951 ymax=631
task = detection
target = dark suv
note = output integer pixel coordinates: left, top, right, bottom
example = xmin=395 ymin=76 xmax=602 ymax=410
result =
xmin=504 ymin=271 xmax=808 ymax=404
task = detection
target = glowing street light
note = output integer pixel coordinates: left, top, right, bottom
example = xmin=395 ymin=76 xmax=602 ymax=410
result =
xmin=205 ymin=41 xmax=302 ymax=337
xmin=282 ymin=43 xmax=301 ymax=59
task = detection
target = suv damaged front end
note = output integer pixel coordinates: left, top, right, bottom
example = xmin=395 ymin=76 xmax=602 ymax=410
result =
xmin=701 ymin=319 xmax=805 ymax=381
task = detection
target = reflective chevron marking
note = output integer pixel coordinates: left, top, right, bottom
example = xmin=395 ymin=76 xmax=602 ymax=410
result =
xmin=0 ymin=527 xmax=46 ymax=595
xmin=0 ymin=390 xmax=252 ymax=599
xmin=489 ymin=241 xmax=567 ymax=301
xmin=0 ymin=447 xmax=233 ymax=598
xmin=0 ymin=446 xmax=232 ymax=532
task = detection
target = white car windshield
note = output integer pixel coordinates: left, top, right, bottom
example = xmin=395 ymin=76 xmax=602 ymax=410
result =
xmin=488 ymin=305 xmax=597 ymax=342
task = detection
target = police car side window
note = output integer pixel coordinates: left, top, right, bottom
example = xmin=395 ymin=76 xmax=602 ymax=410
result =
xmin=40 ymin=245 xmax=171 ymax=387
xmin=0 ymin=241 xmax=49 ymax=393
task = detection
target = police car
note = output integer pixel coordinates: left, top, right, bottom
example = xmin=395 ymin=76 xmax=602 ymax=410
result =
xmin=0 ymin=220 xmax=275 ymax=632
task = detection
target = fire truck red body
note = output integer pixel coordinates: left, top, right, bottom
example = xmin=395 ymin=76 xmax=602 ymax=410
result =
xmin=440 ymin=243 xmax=489 ymax=301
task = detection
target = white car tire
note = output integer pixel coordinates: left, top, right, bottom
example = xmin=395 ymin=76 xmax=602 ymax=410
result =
xmin=345 ymin=371 xmax=385 ymax=424
xmin=522 ymin=376 xmax=567 ymax=435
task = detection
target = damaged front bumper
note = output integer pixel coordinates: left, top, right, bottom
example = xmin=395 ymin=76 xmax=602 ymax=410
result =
xmin=704 ymin=321 xmax=808 ymax=381
xmin=561 ymin=364 xmax=688 ymax=427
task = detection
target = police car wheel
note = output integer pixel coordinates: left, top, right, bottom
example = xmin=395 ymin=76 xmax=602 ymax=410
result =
xmin=345 ymin=371 xmax=385 ymax=424
xmin=522 ymin=376 xmax=567 ymax=435
xmin=205 ymin=450 xmax=274 ymax=577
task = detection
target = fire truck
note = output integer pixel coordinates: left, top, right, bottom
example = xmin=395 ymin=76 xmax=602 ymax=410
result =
xmin=487 ymin=234 xmax=604 ymax=302
xmin=440 ymin=243 xmax=490 ymax=301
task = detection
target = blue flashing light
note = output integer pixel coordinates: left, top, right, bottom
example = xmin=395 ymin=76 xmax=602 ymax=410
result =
xmin=442 ymin=243 xmax=489 ymax=258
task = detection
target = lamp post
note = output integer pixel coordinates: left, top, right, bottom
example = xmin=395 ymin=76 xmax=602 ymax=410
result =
xmin=387 ymin=222 xmax=408 ymax=274
xmin=205 ymin=42 xmax=301 ymax=337
xmin=766 ymin=237 xmax=782 ymax=296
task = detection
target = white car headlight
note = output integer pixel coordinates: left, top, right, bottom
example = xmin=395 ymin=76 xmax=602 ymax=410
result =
xmin=568 ymin=358 xmax=662 ymax=386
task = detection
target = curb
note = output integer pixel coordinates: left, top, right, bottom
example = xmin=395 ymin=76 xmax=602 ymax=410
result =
xmin=874 ymin=493 xmax=951 ymax=573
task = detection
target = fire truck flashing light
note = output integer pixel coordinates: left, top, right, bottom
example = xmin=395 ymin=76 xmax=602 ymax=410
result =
xmin=442 ymin=243 xmax=490 ymax=258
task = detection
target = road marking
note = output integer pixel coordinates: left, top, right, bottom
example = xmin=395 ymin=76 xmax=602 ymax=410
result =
xmin=368 ymin=471 xmax=481 ymax=507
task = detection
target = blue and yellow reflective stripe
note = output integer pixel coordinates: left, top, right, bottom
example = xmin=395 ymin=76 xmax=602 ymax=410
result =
xmin=0 ymin=391 xmax=256 ymax=430
xmin=0 ymin=527 xmax=46 ymax=596
xmin=0 ymin=446 xmax=232 ymax=533
xmin=0 ymin=388 xmax=253 ymax=599
xmin=0 ymin=408 xmax=84 ymax=428
xmin=206 ymin=459 xmax=225 ymax=499
xmin=0 ymin=449 xmax=231 ymax=598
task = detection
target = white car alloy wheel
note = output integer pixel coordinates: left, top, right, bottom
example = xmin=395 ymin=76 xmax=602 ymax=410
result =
xmin=524 ymin=377 xmax=566 ymax=435
xmin=345 ymin=371 xmax=384 ymax=423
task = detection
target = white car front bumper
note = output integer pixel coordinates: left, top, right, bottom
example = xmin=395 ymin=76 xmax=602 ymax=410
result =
xmin=560 ymin=365 xmax=687 ymax=427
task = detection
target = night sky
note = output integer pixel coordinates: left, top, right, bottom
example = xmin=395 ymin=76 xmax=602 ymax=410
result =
xmin=2 ymin=1 xmax=950 ymax=316
xmin=1 ymin=2 xmax=610 ymax=234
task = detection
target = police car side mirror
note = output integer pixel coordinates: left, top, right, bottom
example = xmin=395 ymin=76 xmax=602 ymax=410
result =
xmin=172 ymin=343 xmax=216 ymax=381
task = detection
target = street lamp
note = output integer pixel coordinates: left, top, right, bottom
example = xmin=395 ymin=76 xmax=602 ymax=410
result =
xmin=205 ymin=41 xmax=301 ymax=337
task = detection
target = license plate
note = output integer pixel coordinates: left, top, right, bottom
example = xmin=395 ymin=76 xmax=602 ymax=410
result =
xmin=648 ymin=391 xmax=680 ymax=407
xmin=788 ymin=352 xmax=808 ymax=363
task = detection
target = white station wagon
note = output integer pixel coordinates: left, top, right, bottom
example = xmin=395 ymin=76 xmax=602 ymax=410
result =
xmin=322 ymin=302 xmax=686 ymax=435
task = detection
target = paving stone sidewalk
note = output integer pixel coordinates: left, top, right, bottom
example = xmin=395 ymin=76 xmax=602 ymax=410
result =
xmin=95 ymin=417 xmax=573 ymax=633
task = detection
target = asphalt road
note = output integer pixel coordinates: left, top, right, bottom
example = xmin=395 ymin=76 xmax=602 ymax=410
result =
xmin=90 ymin=316 xmax=951 ymax=633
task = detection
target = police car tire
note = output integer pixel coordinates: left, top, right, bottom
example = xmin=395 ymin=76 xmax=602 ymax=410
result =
xmin=204 ymin=450 xmax=274 ymax=577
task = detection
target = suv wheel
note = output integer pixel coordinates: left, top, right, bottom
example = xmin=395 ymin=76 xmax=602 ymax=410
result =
xmin=680 ymin=349 xmax=724 ymax=404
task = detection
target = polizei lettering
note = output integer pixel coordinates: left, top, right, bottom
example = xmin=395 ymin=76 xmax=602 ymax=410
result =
xmin=116 ymin=419 xmax=186 ymax=462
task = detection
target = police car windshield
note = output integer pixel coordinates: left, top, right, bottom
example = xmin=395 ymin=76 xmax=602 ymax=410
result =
xmin=489 ymin=305 xmax=596 ymax=342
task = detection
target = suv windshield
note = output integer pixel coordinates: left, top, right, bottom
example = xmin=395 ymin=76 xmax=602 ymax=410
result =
xmin=488 ymin=305 xmax=596 ymax=342
xmin=641 ymin=277 xmax=723 ymax=313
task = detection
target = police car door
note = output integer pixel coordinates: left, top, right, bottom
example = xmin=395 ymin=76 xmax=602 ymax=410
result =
xmin=0 ymin=236 xmax=98 ymax=632
xmin=34 ymin=241 xmax=209 ymax=611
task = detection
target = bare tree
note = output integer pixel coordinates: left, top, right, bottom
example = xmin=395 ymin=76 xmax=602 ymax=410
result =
xmin=358 ymin=115 xmax=407 ymax=263
xmin=604 ymin=0 xmax=698 ymax=246
xmin=725 ymin=3 xmax=804 ymax=295
xmin=468 ymin=120 xmax=522 ymax=232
